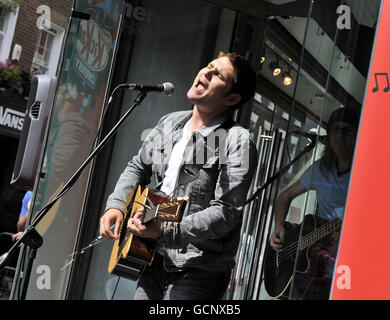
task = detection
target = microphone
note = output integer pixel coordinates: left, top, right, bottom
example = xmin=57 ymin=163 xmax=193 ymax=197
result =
xmin=289 ymin=130 xmax=327 ymax=144
xmin=126 ymin=82 xmax=174 ymax=96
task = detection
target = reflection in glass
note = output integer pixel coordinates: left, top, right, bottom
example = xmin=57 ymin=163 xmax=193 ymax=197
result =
xmin=266 ymin=107 xmax=359 ymax=300
xmin=230 ymin=0 xmax=380 ymax=301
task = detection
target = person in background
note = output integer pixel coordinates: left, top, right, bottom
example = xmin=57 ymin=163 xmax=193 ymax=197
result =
xmin=0 ymin=184 xmax=25 ymax=255
xmin=11 ymin=191 xmax=32 ymax=241
xmin=0 ymin=184 xmax=26 ymax=272
xmin=270 ymin=106 xmax=360 ymax=299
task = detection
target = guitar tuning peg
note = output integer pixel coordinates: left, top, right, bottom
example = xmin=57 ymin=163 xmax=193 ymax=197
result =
xmin=182 ymin=196 xmax=189 ymax=201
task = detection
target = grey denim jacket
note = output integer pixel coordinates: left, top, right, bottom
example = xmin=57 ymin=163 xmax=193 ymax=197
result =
xmin=105 ymin=110 xmax=258 ymax=273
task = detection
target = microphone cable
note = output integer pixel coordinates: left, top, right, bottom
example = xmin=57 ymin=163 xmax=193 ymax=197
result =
xmin=110 ymin=275 xmax=121 ymax=300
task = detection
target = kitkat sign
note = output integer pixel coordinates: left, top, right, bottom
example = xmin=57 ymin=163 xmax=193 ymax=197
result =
xmin=77 ymin=19 xmax=112 ymax=72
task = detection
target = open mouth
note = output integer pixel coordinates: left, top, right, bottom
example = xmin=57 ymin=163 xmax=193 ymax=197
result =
xmin=194 ymin=78 xmax=207 ymax=92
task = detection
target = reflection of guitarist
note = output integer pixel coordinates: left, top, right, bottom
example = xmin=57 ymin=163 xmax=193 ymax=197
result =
xmin=269 ymin=107 xmax=359 ymax=299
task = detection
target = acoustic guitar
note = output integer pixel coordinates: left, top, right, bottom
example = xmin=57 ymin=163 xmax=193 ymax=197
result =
xmin=108 ymin=185 xmax=187 ymax=280
xmin=263 ymin=214 xmax=341 ymax=299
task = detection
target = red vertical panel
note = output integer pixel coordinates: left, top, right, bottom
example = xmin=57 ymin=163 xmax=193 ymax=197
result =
xmin=331 ymin=1 xmax=389 ymax=299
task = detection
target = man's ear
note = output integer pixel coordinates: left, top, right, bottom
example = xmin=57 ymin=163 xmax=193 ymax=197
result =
xmin=224 ymin=93 xmax=241 ymax=107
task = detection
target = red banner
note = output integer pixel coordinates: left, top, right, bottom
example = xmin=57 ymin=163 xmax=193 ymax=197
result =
xmin=331 ymin=0 xmax=390 ymax=299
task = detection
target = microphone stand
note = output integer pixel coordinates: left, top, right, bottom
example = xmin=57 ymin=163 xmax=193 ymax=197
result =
xmin=245 ymin=139 xmax=316 ymax=206
xmin=0 ymin=90 xmax=148 ymax=300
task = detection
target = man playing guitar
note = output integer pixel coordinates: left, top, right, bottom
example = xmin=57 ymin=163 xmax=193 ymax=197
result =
xmin=99 ymin=52 xmax=258 ymax=300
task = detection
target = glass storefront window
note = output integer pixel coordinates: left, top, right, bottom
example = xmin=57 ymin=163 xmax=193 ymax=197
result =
xmin=230 ymin=0 xmax=381 ymax=300
xmin=12 ymin=0 xmax=122 ymax=299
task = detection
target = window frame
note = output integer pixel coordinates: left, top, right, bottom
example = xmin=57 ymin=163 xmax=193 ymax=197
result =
xmin=0 ymin=5 xmax=19 ymax=63
xmin=31 ymin=22 xmax=65 ymax=76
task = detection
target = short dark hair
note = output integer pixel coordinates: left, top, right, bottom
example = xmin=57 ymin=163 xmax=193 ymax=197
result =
xmin=326 ymin=106 xmax=360 ymax=133
xmin=218 ymin=52 xmax=257 ymax=110
xmin=321 ymin=106 xmax=360 ymax=171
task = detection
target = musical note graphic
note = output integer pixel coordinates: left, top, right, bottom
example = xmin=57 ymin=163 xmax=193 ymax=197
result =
xmin=372 ymin=72 xmax=390 ymax=93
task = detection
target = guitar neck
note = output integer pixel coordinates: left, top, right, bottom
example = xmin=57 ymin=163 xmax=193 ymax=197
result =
xmin=299 ymin=218 xmax=341 ymax=250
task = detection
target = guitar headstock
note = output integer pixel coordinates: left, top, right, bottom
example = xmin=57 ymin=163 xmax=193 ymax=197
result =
xmin=142 ymin=196 xmax=188 ymax=224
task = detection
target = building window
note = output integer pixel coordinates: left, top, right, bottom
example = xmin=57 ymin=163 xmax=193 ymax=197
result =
xmin=0 ymin=6 xmax=19 ymax=62
xmin=0 ymin=13 xmax=7 ymax=49
xmin=32 ymin=28 xmax=56 ymax=75
xmin=31 ymin=23 xmax=64 ymax=76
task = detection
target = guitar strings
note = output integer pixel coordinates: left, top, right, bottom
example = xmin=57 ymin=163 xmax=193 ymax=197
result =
xmin=274 ymin=219 xmax=339 ymax=265
xmin=272 ymin=219 xmax=340 ymax=266
xmin=275 ymin=219 xmax=338 ymax=264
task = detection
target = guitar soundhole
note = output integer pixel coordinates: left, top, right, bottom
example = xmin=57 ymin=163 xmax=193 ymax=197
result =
xmin=109 ymin=186 xmax=188 ymax=280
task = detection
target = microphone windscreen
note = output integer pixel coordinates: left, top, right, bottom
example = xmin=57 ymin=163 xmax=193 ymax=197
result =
xmin=162 ymin=82 xmax=174 ymax=96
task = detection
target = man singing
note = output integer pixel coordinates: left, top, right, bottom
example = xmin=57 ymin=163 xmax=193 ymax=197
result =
xmin=100 ymin=52 xmax=258 ymax=300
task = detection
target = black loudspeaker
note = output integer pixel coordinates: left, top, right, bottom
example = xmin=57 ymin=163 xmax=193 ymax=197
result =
xmin=11 ymin=75 xmax=57 ymax=190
